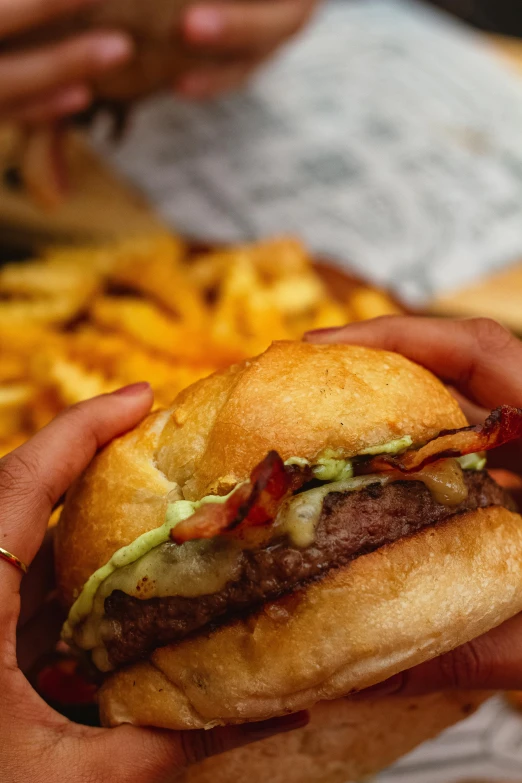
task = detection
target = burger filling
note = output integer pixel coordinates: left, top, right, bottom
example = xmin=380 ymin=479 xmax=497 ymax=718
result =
xmin=63 ymin=405 xmax=522 ymax=673
xmin=101 ymin=470 xmax=512 ymax=669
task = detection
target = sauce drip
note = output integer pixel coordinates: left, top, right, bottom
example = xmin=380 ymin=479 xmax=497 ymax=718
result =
xmin=406 ymin=459 xmax=468 ymax=506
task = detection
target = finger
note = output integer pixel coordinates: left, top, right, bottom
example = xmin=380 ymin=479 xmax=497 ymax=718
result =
xmin=488 ymin=469 xmax=522 ymax=509
xmin=305 ymin=316 xmax=522 ymax=410
xmin=100 ymin=712 xmax=309 ymax=782
xmin=0 ymin=32 xmax=132 ymax=107
xmin=20 ymin=124 xmax=69 ymax=208
xmin=4 ymin=84 xmax=91 ymax=124
xmin=176 ymin=60 xmax=260 ymax=99
xmin=354 ymin=614 xmax=522 ymax=698
xmin=0 ymin=383 xmax=153 ymax=579
xmin=16 ymin=597 xmax=65 ymax=674
xmin=182 ymin=0 xmax=314 ymax=54
xmin=18 ymin=530 xmax=55 ymax=629
xmin=0 ymin=0 xmax=102 ymax=38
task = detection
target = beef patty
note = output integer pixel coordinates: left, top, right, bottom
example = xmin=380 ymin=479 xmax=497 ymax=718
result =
xmin=103 ymin=471 xmax=514 ymax=668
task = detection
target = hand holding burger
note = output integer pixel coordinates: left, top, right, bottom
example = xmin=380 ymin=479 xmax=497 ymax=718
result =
xmin=0 ymin=385 xmax=306 ymax=783
xmin=52 ymin=313 xmax=522 ymax=778
xmin=0 ymin=0 xmax=133 ymax=124
xmin=5 ymin=316 xmax=522 ymax=783
xmin=306 ymin=316 xmax=522 ymax=696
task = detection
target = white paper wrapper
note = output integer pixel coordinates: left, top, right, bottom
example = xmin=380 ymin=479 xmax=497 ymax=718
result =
xmin=95 ymin=0 xmax=522 ymax=305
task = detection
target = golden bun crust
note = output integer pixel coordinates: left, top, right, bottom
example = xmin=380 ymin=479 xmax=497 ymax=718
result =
xmin=57 ymin=341 xmax=466 ymax=602
xmin=98 ymin=506 xmax=522 ymax=730
xmin=55 ymin=410 xmax=177 ymax=606
xmin=179 ymin=693 xmax=489 ymax=783
xmin=156 ymin=341 xmax=467 ymax=499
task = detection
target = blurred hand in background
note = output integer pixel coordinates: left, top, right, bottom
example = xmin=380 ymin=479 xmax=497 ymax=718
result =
xmin=0 ymin=0 xmax=134 ymax=124
xmin=176 ymin=0 xmax=321 ymax=99
xmin=306 ymin=316 xmax=522 ymax=696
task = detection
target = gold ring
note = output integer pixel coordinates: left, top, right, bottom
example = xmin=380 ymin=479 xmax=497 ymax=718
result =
xmin=0 ymin=547 xmax=28 ymax=575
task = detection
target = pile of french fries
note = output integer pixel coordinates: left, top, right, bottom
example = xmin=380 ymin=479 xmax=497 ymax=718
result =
xmin=0 ymin=233 xmax=402 ymax=457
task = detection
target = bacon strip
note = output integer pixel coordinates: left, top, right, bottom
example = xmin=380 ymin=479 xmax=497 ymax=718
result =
xmin=171 ymin=406 xmax=522 ymax=543
xmin=171 ymin=451 xmax=297 ymax=544
xmin=366 ymin=406 xmax=522 ymax=474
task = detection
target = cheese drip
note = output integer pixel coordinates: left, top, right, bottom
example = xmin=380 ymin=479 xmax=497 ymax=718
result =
xmin=403 ymin=460 xmax=468 ymax=507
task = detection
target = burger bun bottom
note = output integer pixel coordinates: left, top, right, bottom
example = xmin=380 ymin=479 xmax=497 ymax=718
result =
xmin=98 ymin=506 xmax=522 ymax=730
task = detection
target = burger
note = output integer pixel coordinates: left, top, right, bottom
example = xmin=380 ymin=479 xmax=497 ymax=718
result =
xmin=55 ymin=341 xmax=522 ymax=766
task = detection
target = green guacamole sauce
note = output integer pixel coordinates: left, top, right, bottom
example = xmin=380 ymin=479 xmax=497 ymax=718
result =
xmin=63 ymin=437 xmax=486 ymax=640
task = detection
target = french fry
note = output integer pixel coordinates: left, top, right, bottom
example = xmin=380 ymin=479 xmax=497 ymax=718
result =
xmin=91 ymin=297 xmax=213 ymax=363
xmin=306 ymin=300 xmax=351 ymax=333
xmin=39 ymin=355 xmax=114 ymax=406
xmin=109 ymin=233 xmax=203 ymax=325
xmin=0 ymin=232 xmax=403 ymax=472
xmin=0 ymin=259 xmax=98 ymax=300
xmin=270 ymin=274 xmax=327 ymax=317
xmin=242 ymin=237 xmax=310 ymax=280
xmin=0 ymin=383 xmax=34 ymax=439
xmin=350 ymin=288 xmax=403 ymax=321
xmin=0 ymin=295 xmax=88 ymax=327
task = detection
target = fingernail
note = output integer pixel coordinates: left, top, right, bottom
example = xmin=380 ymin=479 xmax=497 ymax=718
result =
xmin=243 ymin=711 xmax=309 ymax=740
xmin=94 ymin=34 xmax=133 ymax=67
xmin=112 ymin=382 xmax=151 ymax=397
xmin=350 ymin=675 xmax=403 ymax=701
xmin=185 ymin=7 xmax=224 ymax=42
xmin=303 ymin=326 xmax=344 ymax=341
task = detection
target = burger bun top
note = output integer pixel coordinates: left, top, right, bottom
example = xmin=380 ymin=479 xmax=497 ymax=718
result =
xmin=56 ymin=341 xmax=466 ymax=604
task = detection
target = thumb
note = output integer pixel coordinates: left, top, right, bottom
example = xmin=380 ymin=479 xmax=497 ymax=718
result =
xmin=99 ymin=713 xmax=309 ymax=781
xmin=354 ymin=613 xmax=522 ymax=699
xmin=0 ymin=383 xmax=153 ymax=578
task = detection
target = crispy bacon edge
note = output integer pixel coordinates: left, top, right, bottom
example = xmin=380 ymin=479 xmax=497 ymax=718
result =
xmin=171 ymin=451 xmax=305 ymax=544
xmin=366 ymin=405 xmax=522 ymax=474
xmin=171 ymin=406 xmax=522 ymax=543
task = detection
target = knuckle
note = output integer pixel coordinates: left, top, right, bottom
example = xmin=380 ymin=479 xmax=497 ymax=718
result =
xmin=57 ymin=400 xmax=97 ymax=441
xmin=53 ymin=35 xmax=101 ymax=77
xmin=467 ymin=317 xmax=514 ymax=356
xmin=0 ymin=450 xmax=41 ymax=500
xmin=437 ymin=641 xmax=490 ymax=689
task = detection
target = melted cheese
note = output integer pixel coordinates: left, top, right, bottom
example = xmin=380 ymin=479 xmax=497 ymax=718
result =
xmin=409 ymin=459 xmax=468 ymax=506
xmin=74 ymin=537 xmax=245 ymax=671
xmin=62 ymin=492 xmax=239 ymax=644
xmin=64 ymin=443 xmax=484 ymax=667
xmin=65 ymin=473 xmax=393 ymax=667
xmin=277 ymin=474 xmax=391 ymax=547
